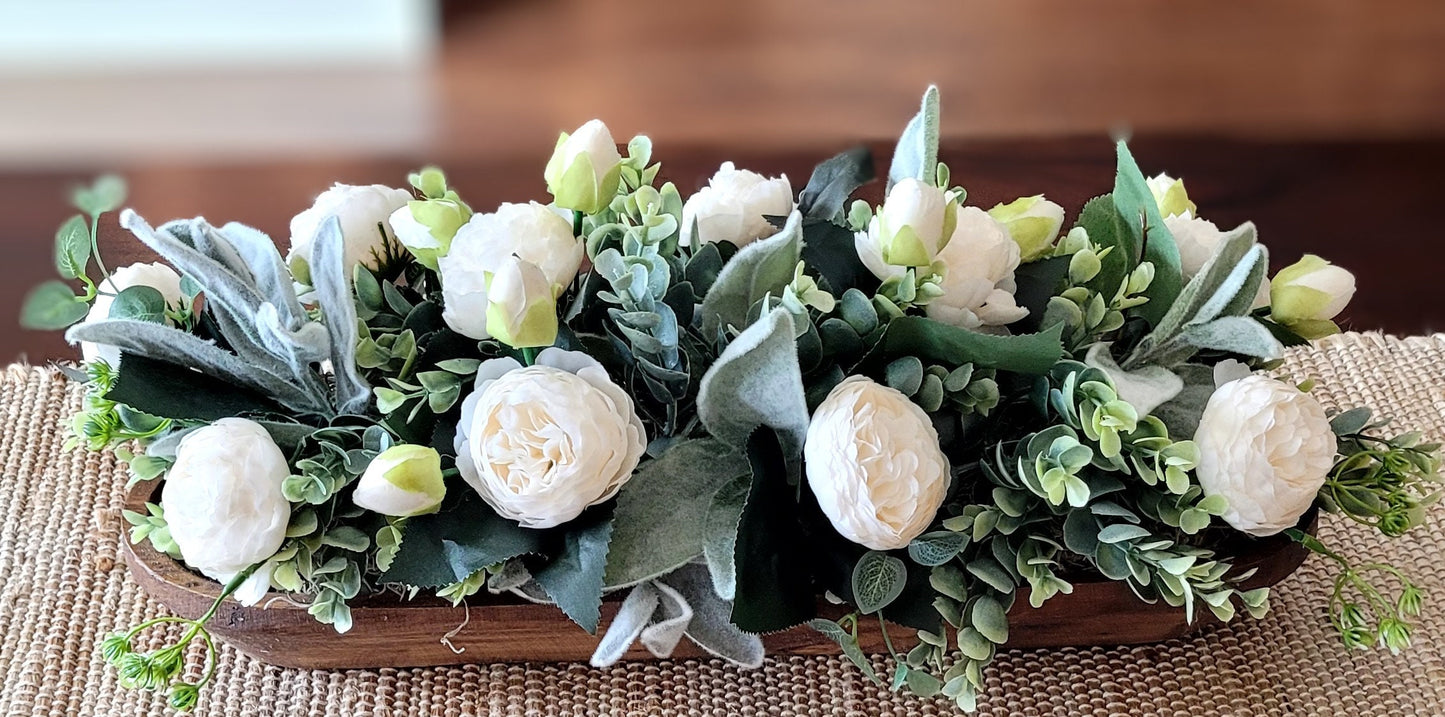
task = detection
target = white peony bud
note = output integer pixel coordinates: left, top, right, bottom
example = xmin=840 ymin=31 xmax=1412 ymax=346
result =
xmin=544 ymin=119 xmax=624 ymax=214
xmin=437 ymin=202 xmax=584 ymax=340
xmin=1146 ymin=173 xmax=1196 ymax=219
xmin=454 ymin=348 xmax=647 ymax=529
xmin=1269 ymin=254 xmax=1356 ymax=340
xmin=924 ymin=206 xmax=1030 ymax=330
xmin=804 ymin=376 xmax=951 ymax=550
xmin=866 ymin=178 xmax=955 ymax=268
xmin=1164 ymin=212 xmax=1225 ymax=279
xmin=288 ymin=183 xmax=412 ymax=278
xmin=987 ymin=195 xmax=1065 ymax=262
xmin=1194 ymin=375 xmax=1337 ymax=536
xmin=353 ymin=444 xmax=446 ymax=517
xmin=79 ymin=262 xmax=185 ymax=367
xmin=484 ymin=255 xmax=559 ymax=349
xmin=680 ymin=162 xmax=794 ymax=248
xmin=161 ymin=418 xmax=292 ymax=605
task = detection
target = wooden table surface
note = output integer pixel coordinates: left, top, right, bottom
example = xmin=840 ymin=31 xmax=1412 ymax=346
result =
xmin=3 ymin=136 xmax=1442 ymax=363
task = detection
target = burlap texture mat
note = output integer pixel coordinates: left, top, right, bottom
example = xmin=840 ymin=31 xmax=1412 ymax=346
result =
xmin=2 ymin=332 xmax=1443 ymax=716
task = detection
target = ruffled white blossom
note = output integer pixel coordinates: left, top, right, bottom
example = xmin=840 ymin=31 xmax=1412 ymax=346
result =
xmin=924 ymin=206 xmax=1029 ymax=330
xmin=804 ymin=376 xmax=951 ymax=550
xmin=1194 ymin=375 xmax=1337 ymax=536
xmin=680 ymin=162 xmax=794 ymax=248
xmin=288 ymin=183 xmax=411 ymax=277
xmin=161 ymin=418 xmax=292 ymax=605
xmin=454 ymin=349 xmax=647 ymax=529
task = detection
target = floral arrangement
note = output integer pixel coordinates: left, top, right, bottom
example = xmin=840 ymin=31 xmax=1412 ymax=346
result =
xmin=20 ymin=87 xmax=1441 ymax=712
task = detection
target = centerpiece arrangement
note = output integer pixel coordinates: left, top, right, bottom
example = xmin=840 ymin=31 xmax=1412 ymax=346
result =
xmin=21 ymin=87 xmax=1440 ymax=713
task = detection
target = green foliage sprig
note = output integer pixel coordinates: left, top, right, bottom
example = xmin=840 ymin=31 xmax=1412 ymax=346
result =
xmin=20 ymin=176 xmax=127 ymax=330
xmin=1288 ymin=530 xmax=1424 ymax=653
xmin=1322 ymin=408 xmax=1442 ymax=536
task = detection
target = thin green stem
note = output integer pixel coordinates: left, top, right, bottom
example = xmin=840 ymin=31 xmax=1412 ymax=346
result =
xmin=572 ymin=209 xmax=584 ymax=238
xmin=877 ymin=614 xmax=900 ymax=661
xmin=521 ymin=346 xmax=539 ymax=366
xmin=88 ymin=213 xmax=115 ymax=289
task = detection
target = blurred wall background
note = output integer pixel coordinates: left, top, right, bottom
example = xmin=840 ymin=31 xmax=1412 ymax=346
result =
xmin=1 ymin=0 xmax=1443 ymax=359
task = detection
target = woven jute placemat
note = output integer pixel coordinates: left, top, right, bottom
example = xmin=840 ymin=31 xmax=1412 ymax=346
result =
xmin=2 ymin=332 xmax=1444 ymax=716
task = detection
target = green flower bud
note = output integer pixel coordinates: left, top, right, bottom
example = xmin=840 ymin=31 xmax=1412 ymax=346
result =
xmin=100 ymin=632 xmax=133 ymax=662
xmin=988 ymin=195 xmax=1065 ymax=262
xmin=872 ymin=178 xmax=956 ymax=267
xmin=168 ymin=682 xmax=200 ymax=711
xmin=544 ymin=119 xmax=624 ymax=214
xmin=352 ymin=445 xmax=446 ymax=517
xmin=390 ymin=198 xmax=473 ymax=270
xmin=1270 ymin=254 xmax=1356 ymax=340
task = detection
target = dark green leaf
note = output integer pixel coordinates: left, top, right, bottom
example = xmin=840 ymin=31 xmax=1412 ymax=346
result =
xmin=54 ymin=215 xmax=91 ymax=280
xmin=1075 ymin=194 xmax=1130 ymax=298
xmin=800 ymin=220 xmax=878 ymax=296
xmin=860 ymin=317 xmax=1065 ymax=375
xmin=20 ymin=280 xmax=88 ymax=330
xmin=1330 ymin=407 xmax=1372 ymax=436
xmin=1008 ymin=255 xmax=1071 ymax=332
xmin=106 ymin=354 xmax=284 ymax=421
xmin=382 ymin=493 xmax=546 ymax=588
xmin=1113 ymin=141 xmax=1182 ymax=326
xmin=731 ymin=428 xmax=817 ymax=632
xmin=531 ymin=506 xmax=613 ymax=634
xmin=797 ymin=145 xmax=875 ymax=223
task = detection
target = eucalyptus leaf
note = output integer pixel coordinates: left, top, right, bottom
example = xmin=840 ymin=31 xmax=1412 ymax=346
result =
xmin=108 ymin=286 xmax=167 ymax=324
xmin=20 ymin=281 xmax=88 ymax=330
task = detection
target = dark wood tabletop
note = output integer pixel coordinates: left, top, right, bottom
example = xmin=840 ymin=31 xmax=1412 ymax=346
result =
xmin=4 ymin=136 xmax=1442 ymax=363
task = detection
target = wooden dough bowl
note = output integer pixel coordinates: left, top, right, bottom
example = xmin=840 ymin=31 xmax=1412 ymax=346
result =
xmin=121 ymin=480 xmax=1312 ymax=669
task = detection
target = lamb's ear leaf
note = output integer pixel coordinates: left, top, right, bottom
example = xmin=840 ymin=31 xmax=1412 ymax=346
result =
xmin=1179 ymin=316 xmax=1283 ymax=360
xmin=311 ymin=216 xmax=371 ymax=414
xmin=699 ymin=211 xmax=803 ymax=338
xmin=664 ymin=563 xmax=765 ymax=667
xmin=798 ymin=145 xmax=875 ymax=223
xmin=730 ymin=428 xmax=817 ymax=633
xmin=65 ymin=319 xmax=327 ymax=415
xmin=888 ymin=85 xmax=941 ymax=191
xmin=106 ymin=353 xmax=284 ymax=421
xmin=217 ymin=221 xmax=308 ymax=325
xmin=696 ymin=308 xmax=810 ymax=458
xmin=604 ymin=438 xmax=748 ymax=588
xmin=530 ymin=505 xmax=614 ymax=634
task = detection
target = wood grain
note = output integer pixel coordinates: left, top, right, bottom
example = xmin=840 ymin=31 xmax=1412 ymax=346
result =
xmin=121 ymin=480 xmax=1311 ymax=670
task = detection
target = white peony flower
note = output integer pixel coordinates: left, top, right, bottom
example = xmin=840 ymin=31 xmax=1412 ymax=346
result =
xmin=861 ymin=178 xmax=955 ymax=268
xmin=804 ymin=376 xmax=951 ymax=550
xmin=1194 ymin=375 xmax=1337 ymax=536
xmin=353 ymin=444 xmax=446 ymax=517
xmin=437 ymin=202 xmax=584 ymax=340
xmin=79 ymin=262 xmax=185 ymax=367
xmin=288 ymin=183 xmax=412 ymax=278
xmin=161 ymin=418 xmax=292 ymax=605
xmin=680 ymin=162 xmax=794 ymax=248
xmin=924 ymin=206 xmax=1030 ymax=330
xmin=454 ymin=348 xmax=647 ymax=529
xmin=544 ymin=119 xmax=624 ymax=214
xmin=1164 ymin=212 xmax=1225 ymax=280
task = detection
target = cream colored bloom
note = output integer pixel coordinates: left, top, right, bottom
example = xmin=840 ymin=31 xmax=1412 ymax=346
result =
xmin=1195 ymin=375 xmax=1337 ymax=536
xmin=544 ymin=119 xmax=624 ymax=214
xmin=680 ymin=162 xmax=794 ymax=248
xmin=80 ymin=262 xmax=185 ymax=367
xmin=161 ymin=418 xmax=291 ymax=605
xmin=866 ymin=178 xmax=955 ymax=267
xmin=804 ymin=376 xmax=951 ymax=550
xmin=454 ymin=349 xmax=647 ymax=529
xmin=288 ymin=183 xmax=411 ymax=276
xmin=485 ymin=255 xmax=559 ymax=349
xmin=1146 ymin=173 xmax=1196 ymax=219
xmin=437 ymin=202 xmax=583 ymax=340
xmin=353 ymin=445 xmax=446 ymax=517
xmin=924 ymin=206 xmax=1029 ymax=330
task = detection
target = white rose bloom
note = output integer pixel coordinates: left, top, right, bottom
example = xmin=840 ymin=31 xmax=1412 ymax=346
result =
xmin=544 ymin=119 xmax=624 ymax=214
xmin=805 ymin=376 xmax=951 ymax=551
xmin=161 ymin=418 xmax=292 ymax=606
xmin=680 ymin=162 xmax=794 ymax=248
xmin=1195 ymin=375 xmax=1337 ymax=536
xmin=437 ymin=202 xmax=584 ymax=340
xmin=79 ymin=262 xmax=185 ymax=367
xmin=925 ymin=206 xmax=1030 ymax=330
xmin=1164 ymin=212 xmax=1224 ymax=279
xmin=454 ymin=348 xmax=647 ymax=529
xmin=288 ymin=183 xmax=412 ymax=275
